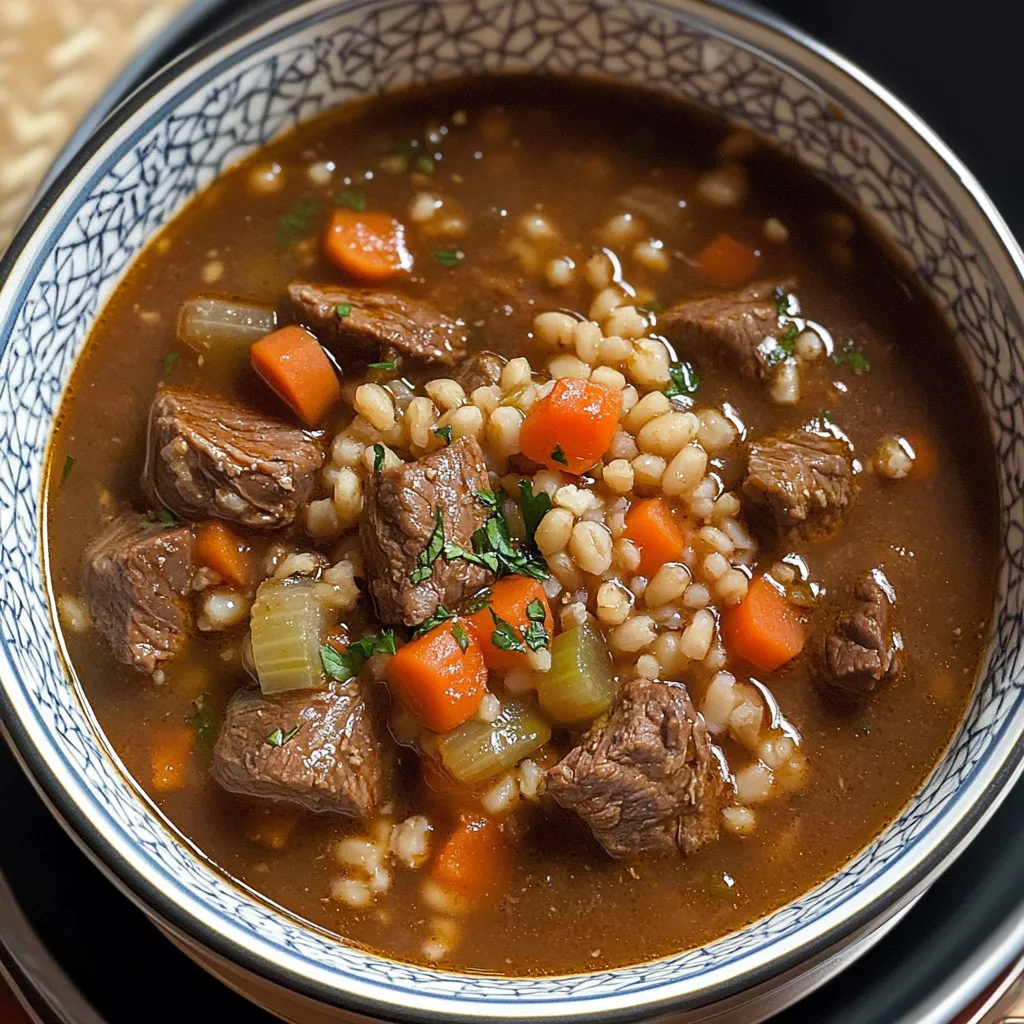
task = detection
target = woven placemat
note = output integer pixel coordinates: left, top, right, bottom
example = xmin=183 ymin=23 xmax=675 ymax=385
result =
xmin=0 ymin=0 xmax=189 ymax=248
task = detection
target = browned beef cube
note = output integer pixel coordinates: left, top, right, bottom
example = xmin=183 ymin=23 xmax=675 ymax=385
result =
xmin=80 ymin=513 xmax=194 ymax=673
xmin=451 ymin=350 xmax=504 ymax=394
xmin=145 ymin=387 xmax=324 ymax=530
xmin=211 ymin=680 xmax=393 ymax=816
xmin=288 ymin=282 xmax=465 ymax=365
xmin=361 ymin=436 xmax=496 ymax=627
xmin=660 ymin=281 xmax=788 ymax=380
xmin=546 ymin=678 xmax=726 ymax=859
xmin=743 ymin=428 xmax=853 ymax=537
xmin=818 ymin=570 xmax=902 ymax=700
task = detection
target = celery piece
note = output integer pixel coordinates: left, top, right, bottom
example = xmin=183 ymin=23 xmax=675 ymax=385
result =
xmin=439 ymin=700 xmax=551 ymax=784
xmin=250 ymin=579 xmax=327 ymax=694
xmin=177 ymin=297 xmax=276 ymax=352
xmin=535 ymin=620 xmax=615 ymax=725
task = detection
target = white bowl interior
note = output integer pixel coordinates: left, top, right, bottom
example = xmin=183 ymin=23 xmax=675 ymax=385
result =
xmin=1 ymin=0 xmax=1023 ymax=1017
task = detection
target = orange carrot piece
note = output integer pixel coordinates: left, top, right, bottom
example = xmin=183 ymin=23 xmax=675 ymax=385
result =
xmin=431 ymin=814 xmax=508 ymax=899
xmin=519 ymin=377 xmax=622 ymax=474
xmin=194 ymin=520 xmax=251 ymax=587
xmin=245 ymin=805 xmax=303 ymax=851
xmin=902 ymin=429 xmax=938 ymax=481
xmin=324 ymin=629 xmax=349 ymax=655
xmin=465 ymin=576 xmax=554 ymax=673
xmin=386 ymin=620 xmax=487 ymax=733
xmin=721 ymin=575 xmax=805 ymax=672
xmin=324 ymin=208 xmax=412 ymax=282
xmin=150 ymin=726 xmax=194 ymax=794
xmin=251 ymin=325 xmax=341 ymax=427
xmin=697 ymin=233 xmax=759 ymax=287
xmin=622 ymin=498 xmax=688 ymax=577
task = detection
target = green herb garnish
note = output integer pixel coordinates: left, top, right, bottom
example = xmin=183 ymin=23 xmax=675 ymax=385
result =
xmin=431 ymin=247 xmax=464 ymax=268
xmin=59 ymin=455 xmax=75 ymax=486
xmin=464 ymin=589 xmax=492 ymax=614
xmin=320 ymin=629 xmax=397 ymax=683
xmin=518 ymin=479 xmax=552 ymax=540
xmin=334 ymin=190 xmax=368 ymax=211
xmin=475 ymin=489 xmax=503 ymax=513
xmin=433 ymin=425 xmax=453 ymax=446
xmin=161 ymin=352 xmax=179 ymax=374
xmin=861 ymin=719 xmax=872 ymax=735
xmin=774 ymin=286 xmax=793 ymax=318
xmin=275 ymin=194 xmax=320 ymax=249
xmin=832 ymin=338 xmax=871 ymax=373
xmin=368 ymin=360 xmax=396 ymax=371
xmin=414 ymin=604 xmax=455 ymax=637
xmin=336 ymin=303 xmax=352 ymax=319
xmin=372 ymin=443 xmax=386 ymax=474
xmin=451 ymin=622 xmax=470 ymax=653
xmin=156 ymin=508 xmax=179 ymax=528
xmin=414 ymin=153 xmax=437 ymax=175
xmin=185 ymin=693 xmax=216 ymax=745
xmin=522 ymin=599 xmax=550 ymax=652
xmin=410 ymin=506 xmax=446 ymax=584
xmin=266 ymin=723 xmax=303 ymax=748
xmin=490 ymin=608 xmax=526 ymax=653
xmin=551 ymin=444 xmax=569 ymax=466
xmin=664 ymin=360 xmax=701 ymax=398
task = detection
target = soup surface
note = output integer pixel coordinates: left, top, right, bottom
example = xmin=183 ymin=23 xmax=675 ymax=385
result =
xmin=46 ymin=76 xmax=999 ymax=974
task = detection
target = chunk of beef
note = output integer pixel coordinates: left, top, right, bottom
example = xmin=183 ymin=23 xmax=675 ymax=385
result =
xmin=211 ymin=679 xmax=393 ymax=816
xmin=451 ymin=350 xmax=504 ymax=394
xmin=660 ymin=281 xmax=788 ymax=380
xmin=743 ymin=428 xmax=853 ymax=537
xmin=818 ymin=570 xmax=901 ymax=700
xmin=546 ymin=678 xmax=726 ymax=859
xmin=145 ymin=387 xmax=324 ymax=530
xmin=361 ymin=436 xmax=496 ymax=627
xmin=80 ymin=514 xmax=194 ymax=673
xmin=287 ymin=282 xmax=465 ymax=366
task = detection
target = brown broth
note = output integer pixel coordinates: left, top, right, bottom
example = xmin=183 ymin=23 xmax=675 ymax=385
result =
xmin=46 ymin=76 xmax=999 ymax=974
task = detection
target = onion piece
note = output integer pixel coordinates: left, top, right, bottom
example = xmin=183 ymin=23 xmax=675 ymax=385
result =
xmin=177 ymin=296 xmax=277 ymax=352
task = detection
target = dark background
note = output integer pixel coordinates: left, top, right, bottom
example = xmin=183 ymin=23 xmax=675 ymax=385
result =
xmin=1 ymin=1 xmax=1020 ymax=1022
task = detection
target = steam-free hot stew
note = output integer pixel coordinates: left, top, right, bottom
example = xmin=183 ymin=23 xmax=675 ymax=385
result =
xmin=46 ymin=77 xmax=999 ymax=973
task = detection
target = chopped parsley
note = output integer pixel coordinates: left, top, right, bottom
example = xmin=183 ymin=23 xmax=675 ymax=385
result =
xmin=59 ymin=454 xmax=75 ymax=486
xmin=275 ymin=194 xmax=320 ymax=249
xmin=475 ymin=489 xmax=503 ymax=513
xmin=522 ymin=599 xmax=550 ymax=652
xmin=336 ymin=303 xmax=352 ymax=319
xmin=372 ymin=443 xmax=386 ymax=474
xmin=185 ymin=693 xmax=215 ymax=745
xmin=431 ymin=247 xmax=464 ymax=268
xmin=161 ymin=352 xmax=179 ymax=374
xmin=409 ymin=506 xmax=446 ymax=584
xmin=266 ymin=723 xmax=303 ymax=748
xmin=774 ymin=286 xmax=794 ymax=318
xmin=551 ymin=444 xmax=569 ymax=466
xmin=320 ymin=629 xmax=397 ymax=683
xmin=464 ymin=589 xmax=492 ymax=614
xmin=368 ymin=360 xmax=397 ymax=371
xmin=820 ymin=409 xmax=834 ymax=423
xmin=451 ymin=622 xmax=470 ymax=653
xmin=433 ymin=425 xmax=453 ymax=446
xmin=490 ymin=608 xmax=526 ymax=653
xmin=861 ymin=719 xmax=872 ymax=735
xmin=414 ymin=604 xmax=455 ymax=637
xmin=832 ymin=338 xmax=871 ymax=373
xmin=414 ymin=153 xmax=437 ymax=175
xmin=334 ymin=190 xmax=368 ymax=211
xmin=156 ymin=508 xmax=179 ymax=528
xmin=664 ymin=360 xmax=701 ymax=398
xmin=780 ymin=321 xmax=799 ymax=346
xmin=518 ymin=479 xmax=552 ymax=540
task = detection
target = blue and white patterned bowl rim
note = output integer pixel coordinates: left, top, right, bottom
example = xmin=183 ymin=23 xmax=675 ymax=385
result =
xmin=1 ymin=0 xmax=1023 ymax=1019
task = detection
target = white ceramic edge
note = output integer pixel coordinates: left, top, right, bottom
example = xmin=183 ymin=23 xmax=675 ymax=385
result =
xmin=0 ymin=0 xmax=1022 ymax=1020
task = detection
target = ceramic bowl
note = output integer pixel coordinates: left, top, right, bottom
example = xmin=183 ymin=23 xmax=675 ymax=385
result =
xmin=2 ymin=1 xmax=1023 ymax=1021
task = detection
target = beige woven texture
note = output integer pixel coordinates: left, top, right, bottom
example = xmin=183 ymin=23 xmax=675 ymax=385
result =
xmin=0 ymin=0 xmax=188 ymax=247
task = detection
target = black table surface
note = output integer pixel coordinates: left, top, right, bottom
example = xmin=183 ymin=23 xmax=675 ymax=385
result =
xmin=4 ymin=1 xmax=1022 ymax=1022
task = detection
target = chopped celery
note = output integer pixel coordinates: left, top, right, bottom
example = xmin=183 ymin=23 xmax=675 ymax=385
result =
xmin=177 ymin=297 xmax=276 ymax=352
xmin=250 ymin=579 xmax=327 ymax=694
xmin=439 ymin=700 xmax=551 ymax=784
xmin=535 ymin=620 xmax=615 ymax=725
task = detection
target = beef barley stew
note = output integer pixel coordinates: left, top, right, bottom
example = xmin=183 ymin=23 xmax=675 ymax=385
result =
xmin=46 ymin=77 xmax=999 ymax=974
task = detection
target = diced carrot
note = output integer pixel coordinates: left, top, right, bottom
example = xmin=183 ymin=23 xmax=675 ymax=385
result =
xmin=431 ymin=813 xmax=508 ymax=899
xmin=465 ymin=576 xmax=554 ymax=673
xmin=902 ymin=429 xmax=938 ymax=481
xmin=386 ymin=620 xmax=487 ymax=732
xmin=721 ymin=575 xmax=805 ymax=672
xmin=697 ymin=233 xmax=759 ymax=287
xmin=251 ymin=325 xmax=341 ymax=427
xmin=324 ymin=208 xmax=412 ymax=282
xmin=622 ymin=498 xmax=688 ymax=577
xmin=150 ymin=726 xmax=194 ymax=794
xmin=194 ymin=520 xmax=251 ymax=587
xmin=519 ymin=377 xmax=622 ymax=474
xmin=245 ymin=805 xmax=303 ymax=851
